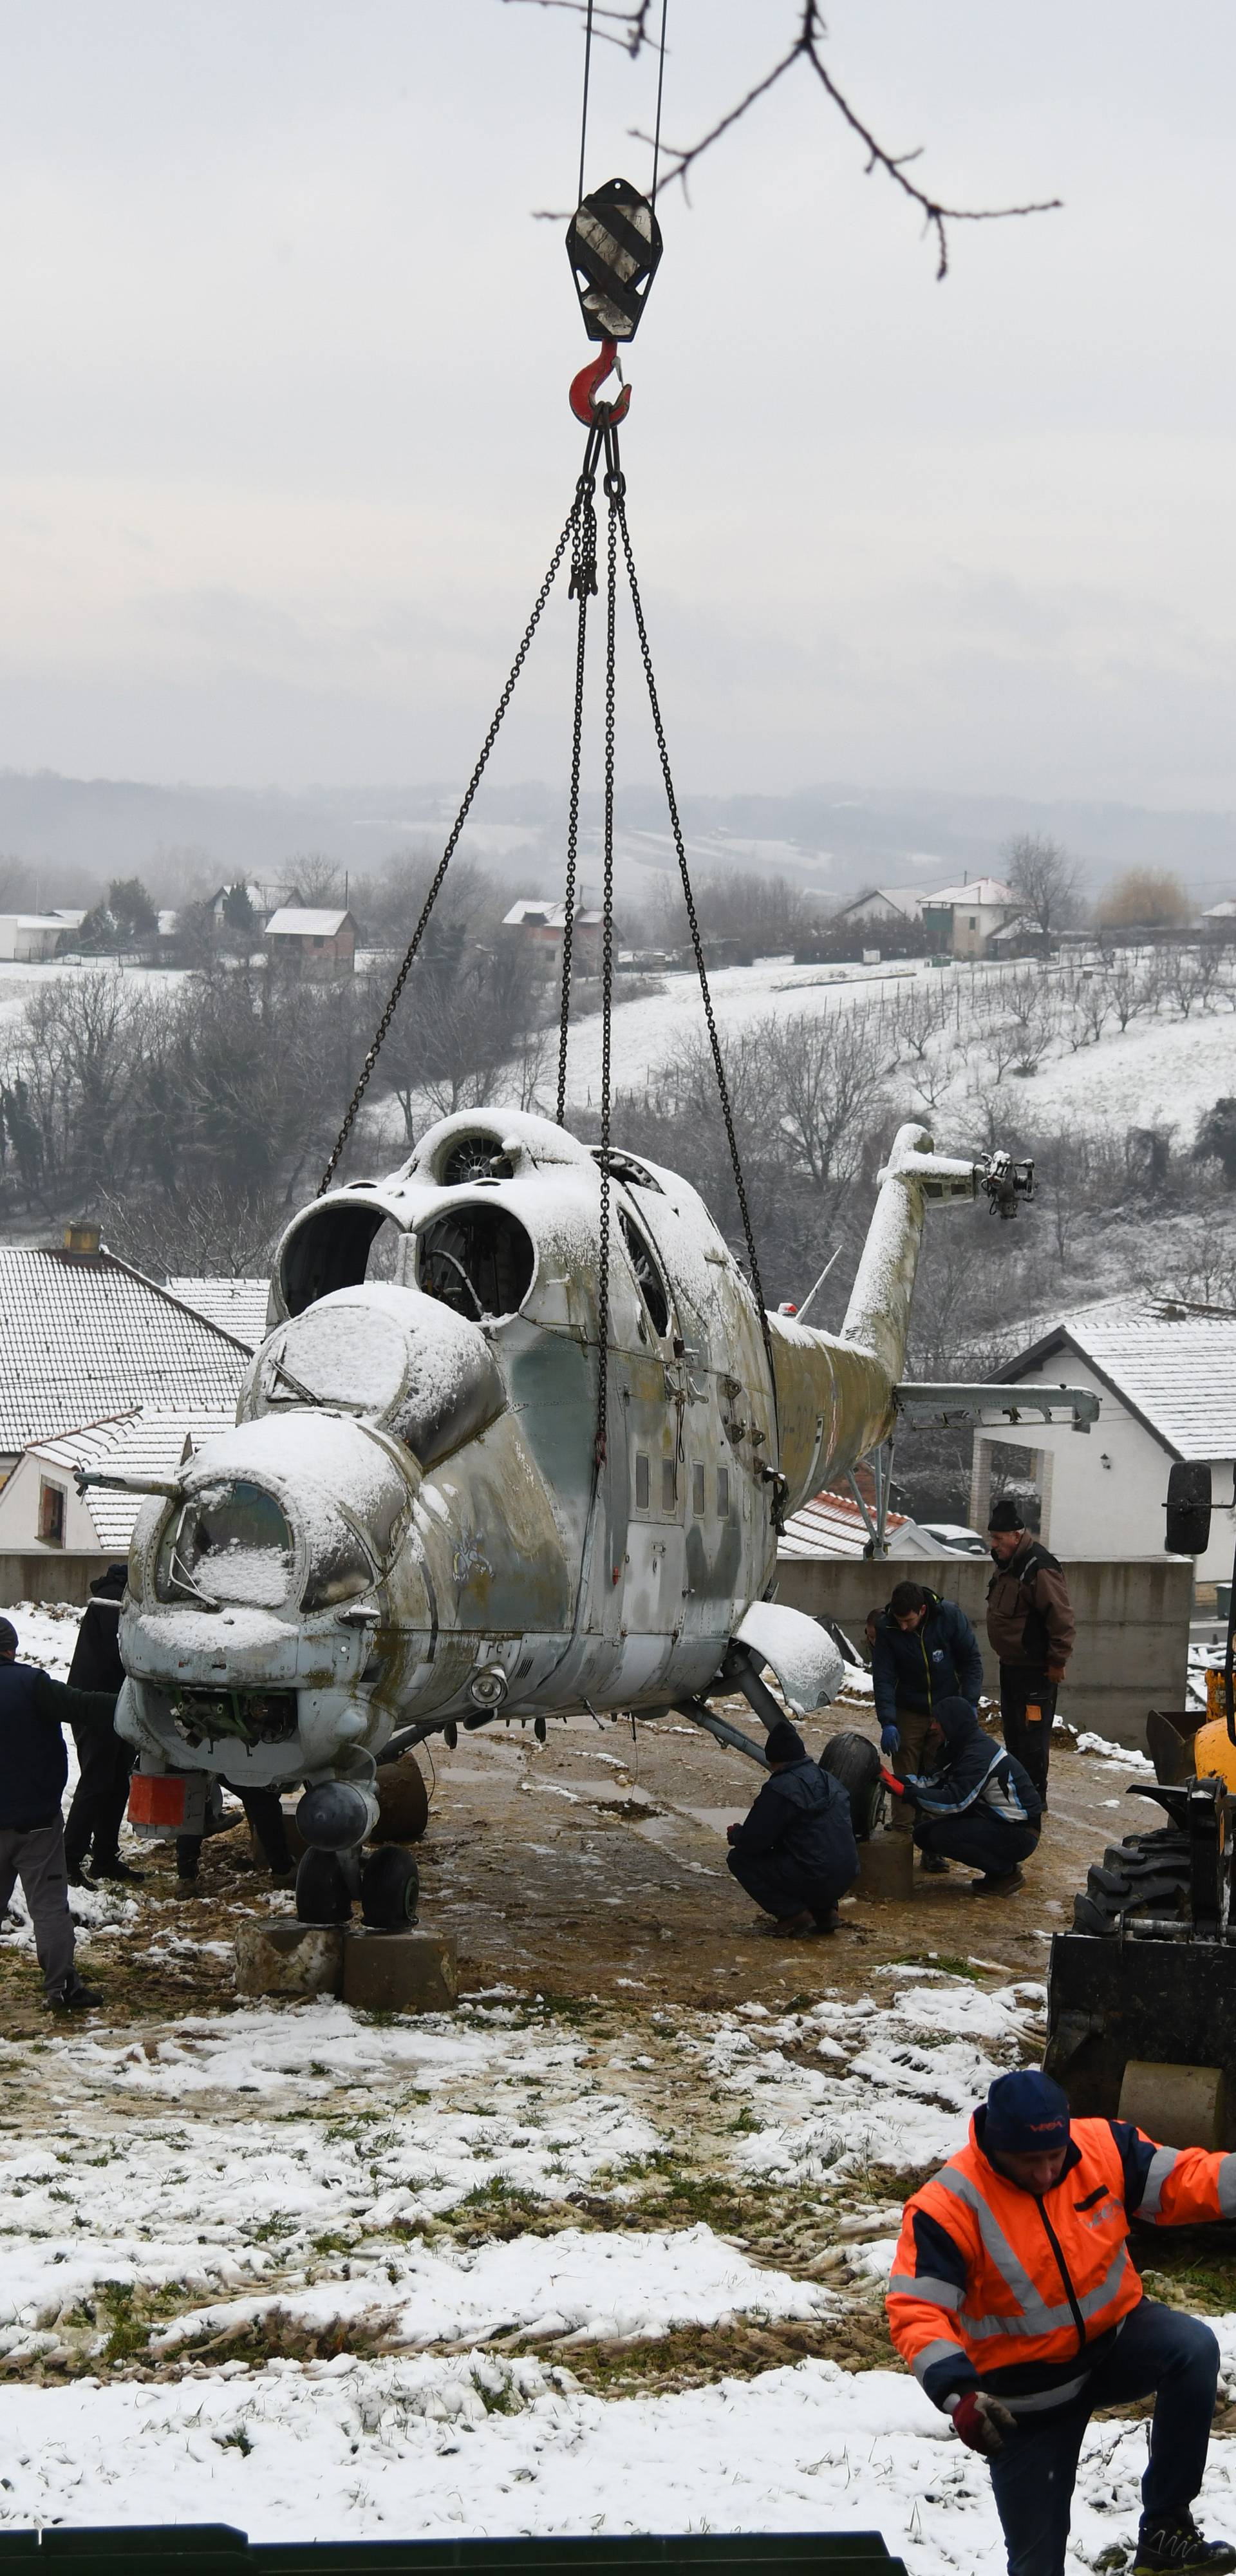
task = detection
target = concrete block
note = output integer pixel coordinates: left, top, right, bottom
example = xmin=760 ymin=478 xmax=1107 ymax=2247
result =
xmin=342 ymin=1927 xmax=458 ymax=2014
xmin=235 ymin=1920 xmax=343 ymax=2000
xmin=1118 ymin=2058 xmax=1225 ymax=2150
xmin=853 ymin=1830 xmax=915 ymax=1902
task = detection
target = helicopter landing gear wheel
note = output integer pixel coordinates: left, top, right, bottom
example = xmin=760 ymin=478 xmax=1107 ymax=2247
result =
xmin=360 ymin=1846 xmax=420 ymax=1929
xmin=295 ymin=1849 xmax=353 ymax=1925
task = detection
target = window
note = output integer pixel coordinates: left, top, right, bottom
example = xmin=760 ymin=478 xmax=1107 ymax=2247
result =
xmin=635 ymin=1454 xmax=650 ymax=1511
xmin=661 ymin=1457 xmax=677 ymax=1513
xmin=619 ymin=1210 xmax=670 ymax=1337
xmin=968 ymin=916 xmax=977 ymax=930
xmin=717 ymin=1468 xmax=731 ymax=1518
xmin=39 ymin=1480 xmax=66 ymax=1546
xmin=692 ymin=1462 xmax=706 ymax=1516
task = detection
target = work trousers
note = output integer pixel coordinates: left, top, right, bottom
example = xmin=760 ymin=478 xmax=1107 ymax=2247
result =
xmin=727 ymin=1847 xmax=854 ymax=1924
xmin=0 ymin=1816 xmax=77 ymax=1996
xmin=176 ymin=1788 xmax=292 ymax=1881
xmin=999 ymin=1665 xmax=1056 ymax=1802
xmin=63 ymin=1713 xmax=133 ymax=1871
xmin=987 ymin=2297 xmax=1220 ymax=2576
xmin=889 ymin=1701 xmax=937 ymax=1832
xmin=915 ymin=1812 xmax=1039 ymax=1879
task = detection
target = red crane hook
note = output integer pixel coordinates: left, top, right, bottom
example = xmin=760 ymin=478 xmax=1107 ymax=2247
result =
xmin=568 ymin=337 xmax=632 ymax=427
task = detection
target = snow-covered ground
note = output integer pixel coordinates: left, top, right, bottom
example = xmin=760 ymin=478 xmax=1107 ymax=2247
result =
xmin=0 ymin=1976 xmax=1233 ymax=2568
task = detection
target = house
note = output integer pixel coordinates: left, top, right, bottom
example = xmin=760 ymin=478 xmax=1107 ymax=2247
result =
xmin=167 ymin=1276 xmax=271 ymax=1345
xmin=0 ymin=914 xmax=80 ymax=963
xmin=1203 ymin=900 xmax=1236 ymax=925
xmin=830 ymin=887 xmax=925 ymax=930
xmin=207 ymin=882 xmax=290 ymax=930
xmin=0 ymin=1406 xmax=236 ymax=1569
xmin=502 ymin=900 xmax=606 ymax=974
xmin=778 ymin=1486 xmax=938 ymax=1560
xmin=0 ymin=1229 xmax=253 ymax=1488
xmin=922 ymin=876 xmax=1020 ymax=960
xmin=264 ymin=907 xmax=357 ymax=979
xmin=970 ymin=1294 xmax=1236 ymax=1579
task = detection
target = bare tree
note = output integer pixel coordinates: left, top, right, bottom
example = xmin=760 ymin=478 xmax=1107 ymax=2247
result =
xmin=1101 ymin=951 xmax=1156 ymax=1032
xmin=1003 ymin=835 xmax=1082 ymax=943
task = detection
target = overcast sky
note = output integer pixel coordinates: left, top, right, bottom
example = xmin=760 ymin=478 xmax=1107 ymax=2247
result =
xmin=0 ymin=0 xmax=1232 ymax=807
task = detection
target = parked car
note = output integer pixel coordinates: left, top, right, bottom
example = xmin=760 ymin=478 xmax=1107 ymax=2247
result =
xmin=918 ymin=1520 xmax=990 ymax=1558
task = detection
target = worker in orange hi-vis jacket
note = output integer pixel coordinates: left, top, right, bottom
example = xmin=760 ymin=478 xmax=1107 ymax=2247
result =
xmin=886 ymin=2069 xmax=1236 ymax=2576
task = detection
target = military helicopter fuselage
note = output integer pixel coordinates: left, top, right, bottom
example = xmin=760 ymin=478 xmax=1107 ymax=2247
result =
xmin=113 ymin=1107 xmax=1003 ymax=1852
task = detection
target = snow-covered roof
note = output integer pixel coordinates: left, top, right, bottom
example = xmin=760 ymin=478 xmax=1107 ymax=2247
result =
xmin=778 ymin=1488 xmax=935 ymax=1559
xmin=167 ymin=1277 xmax=270 ymax=1345
xmin=504 ymin=900 xmax=568 ymax=929
xmin=0 ymin=1249 xmax=253 ymax=1455
xmin=12 ymin=914 xmax=71 ymax=933
xmin=997 ymin=1293 xmax=1236 ymax=1461
xmin=24 ymin=1408 xmax=237 ymax=1549
xmin=925 ymin=878 xmax=1016 ymax=909
xmin=265 ymin=908 xmax=354 ymax=938
xmin=1203 ymin=899 xmax=1236 ymax=920
xmin=834 ymin=886 xmax=924 ymax=921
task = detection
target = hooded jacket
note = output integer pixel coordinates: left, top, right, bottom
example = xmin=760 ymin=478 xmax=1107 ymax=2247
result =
xmin=986 ymin=1535 xmax=1076 ymax=1670
xmin=0 ymin=1658 xmax=120 ymax=1831
xmin=898 ymin=1695 xmax=1042 ymax=1828
xmin=888 ymin=2107 xmax=1236 ymax=2417
xmin=871 ymin=1594 xmax=984 ymax=1730
xmin=728 ymin=1754 xmax=859 ymax=1891
xmin=66 ymin=1564 xmax=126 ymax=1698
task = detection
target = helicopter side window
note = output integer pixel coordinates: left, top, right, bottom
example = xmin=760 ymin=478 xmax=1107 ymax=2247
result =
xmin=619 ymin=1210 xmax=670 ymax=1338
xmin=692 ymin=1462 xmax=706 ymax=1516
xmin=417 ymin=1204 xmax=534 ymax=1321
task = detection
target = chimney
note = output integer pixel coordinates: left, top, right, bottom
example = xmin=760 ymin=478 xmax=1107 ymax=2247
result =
xmin=63 ymin=1218 xmax=102 ymax=1256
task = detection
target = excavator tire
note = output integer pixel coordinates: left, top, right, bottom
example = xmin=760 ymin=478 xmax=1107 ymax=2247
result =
xmin=819 ymin=1730 xmax=884 ymax=1842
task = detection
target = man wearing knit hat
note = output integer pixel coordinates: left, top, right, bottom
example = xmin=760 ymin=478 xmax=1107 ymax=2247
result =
xmin=987 ymin=1499 xmax=1076 ymax=1806
xmin=888 ymin=2066 xmax=1236 ymax=2573
xmin=725 ymin=1718 xmax=858 ymax=1937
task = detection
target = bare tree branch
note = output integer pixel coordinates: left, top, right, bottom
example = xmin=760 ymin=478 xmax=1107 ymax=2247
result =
xmin=512 ymin=0 xmax=1061 ymax=278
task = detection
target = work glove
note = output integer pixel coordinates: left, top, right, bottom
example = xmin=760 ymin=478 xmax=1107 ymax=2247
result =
xmin=880 ymin=1724 xmax=901 ymax=1754
xmin=726 ymin=1823 xmax=738 ymax=1844
xmin=951 ymin=2392 xmax=1016 ymax=2457
xmin=1047 ymin=1664 xmax=1067 ymax=1686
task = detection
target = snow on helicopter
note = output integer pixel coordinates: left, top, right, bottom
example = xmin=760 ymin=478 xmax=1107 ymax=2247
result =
xmin=82 ymin=1104 xmax=1042 ymax=1926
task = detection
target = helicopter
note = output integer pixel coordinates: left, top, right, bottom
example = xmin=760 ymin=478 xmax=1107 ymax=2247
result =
xmin=88 ymin=1105 xmax=1037 ymax=1927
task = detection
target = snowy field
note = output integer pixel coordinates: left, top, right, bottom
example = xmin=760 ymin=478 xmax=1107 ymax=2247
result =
xmin=1 ymin=1953 xmax=1235 ymax=2568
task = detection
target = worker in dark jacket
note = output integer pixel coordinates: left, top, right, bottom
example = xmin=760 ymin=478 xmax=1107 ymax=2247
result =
xmin=0 ymin=1616 xmax=116 ymax=2011
xmin=726 ymin=1718 xmax=858 ymax=1935
xmin=63 ymin=1564 xmax=139 ymax=1886
xmin=872 ymin=1582 xmax=984 ymax=1873
xmin=883 ymin=1694 xmax=1042 ymax=1895
xmin=986 ymin=1501 xmax=1076 ymax=1804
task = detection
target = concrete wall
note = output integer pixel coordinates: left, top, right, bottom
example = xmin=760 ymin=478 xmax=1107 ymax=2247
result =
xmin=969 ymin=1353 xmax=1236 ymax=1581
xmin=0 ymin=1553 xmax=115 ymax=1609
xmin=775 ymin=1552 xmax=1192 ymax=1750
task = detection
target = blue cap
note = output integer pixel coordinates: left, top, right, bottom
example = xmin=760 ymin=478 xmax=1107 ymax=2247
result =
xmin=985 ymin=2069 xmax=1070 ymax=2157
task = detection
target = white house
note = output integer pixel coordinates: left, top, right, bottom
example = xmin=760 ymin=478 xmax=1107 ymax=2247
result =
xmin=923 ymin=876 xmax=1020 ymax=960
xmin=0 ymin=1408 xmax=237 ymax=1562
xmin=0 ymin=913 xmax=80 ymax=962
xmin=830 ymin=887 xmax=925 ymax=930
xmin=971 ymin=1294 xmax=1236 ymax=1580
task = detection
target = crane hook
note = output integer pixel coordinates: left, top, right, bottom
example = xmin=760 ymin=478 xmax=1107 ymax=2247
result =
xmin=569 ymin=337 xmax=632 ymax=427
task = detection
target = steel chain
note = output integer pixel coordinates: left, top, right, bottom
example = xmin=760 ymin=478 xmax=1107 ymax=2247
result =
xmin=556 ymin=451 xmax=599 ymax=1124
xmin=614 ymin=493 xmax=774 ymax=1359
xmin=594 ymin=462 xmax=620 ymax=1464
xmin=318 ymin=496 xmax=581 ymax=1193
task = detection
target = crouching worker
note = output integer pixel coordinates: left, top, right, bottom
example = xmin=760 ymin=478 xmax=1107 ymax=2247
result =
xmin=726 ymin=1718 xmax=858 ymax=1936
xmin=888 ymin=2067 xmax=1236 ymax=2575
xmin=883 ymin=1694 xmax=1041 ymax=1896
xmin=0 ymin=1616 xmax=117 ymax=2012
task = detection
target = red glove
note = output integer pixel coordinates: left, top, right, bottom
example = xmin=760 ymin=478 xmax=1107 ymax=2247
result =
xmin=1047 ymin=1665 xmax=1067 ymax=1685
xmin=952 ymin=2391 xmax=1016 ymax=2456
xmin=880 ymin=1766 xmax=906 ymax=1796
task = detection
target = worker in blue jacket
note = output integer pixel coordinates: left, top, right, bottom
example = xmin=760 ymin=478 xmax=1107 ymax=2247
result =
xmin=884 ymin=1694 xmax=1042 ymax=1897
xmin=726 ymin=1719 xmax=859 ymax=1937
xmin=872 ymin=1581 xmax=984 ymax=1874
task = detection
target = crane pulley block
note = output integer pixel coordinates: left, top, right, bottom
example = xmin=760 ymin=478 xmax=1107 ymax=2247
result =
xmin=566 ymin=176 xmax=662 ymax=343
